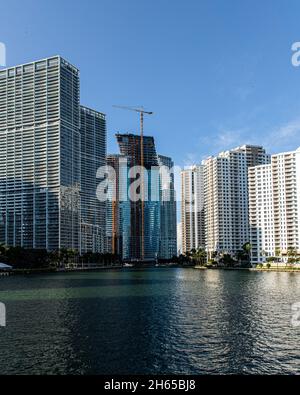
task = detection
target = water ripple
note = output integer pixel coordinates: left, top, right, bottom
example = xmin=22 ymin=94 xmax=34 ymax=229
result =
xmin=0 ymin=269 xmax=300 ymax=374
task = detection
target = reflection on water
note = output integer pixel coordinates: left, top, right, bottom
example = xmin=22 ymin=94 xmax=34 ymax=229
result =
xmin=0 ymin=269 xmax=299 ymax=375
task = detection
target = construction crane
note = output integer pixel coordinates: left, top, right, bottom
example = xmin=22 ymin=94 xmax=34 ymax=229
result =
xmin=113 ymin=105 xmax=154 ymax=261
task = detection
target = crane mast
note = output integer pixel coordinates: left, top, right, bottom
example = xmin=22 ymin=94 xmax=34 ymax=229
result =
xmin=113 ymin=105 xmax=153 ymax=261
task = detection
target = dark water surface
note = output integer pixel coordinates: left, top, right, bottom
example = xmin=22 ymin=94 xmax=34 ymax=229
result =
xmin=0 ymin=269 xmax=299 ymax=375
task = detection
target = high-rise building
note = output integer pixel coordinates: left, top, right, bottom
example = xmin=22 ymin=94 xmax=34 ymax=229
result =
xmin=181 ymin=165 xmax=205 ymax=253
xmin=248 ymin=164 xmax=274 ymax=263
xmin=106 ymin=154 xmax=131 ymax=260
xmin=249 ymin=148 xmax=300 ymax=263
xmin=116 ymin=133 xmax=160 ymax=261
xmin=80 ymin=106 xmax=107 ymax=254
xmin=158 ymin=155 xmax=177 ymax=259
xmin=0 ymin=56 xmax=107 ymax=254
xmin=0 ymin=56 xmax=81 ymax=250
xmin=203 ymin=145 xmax=270 ymax=257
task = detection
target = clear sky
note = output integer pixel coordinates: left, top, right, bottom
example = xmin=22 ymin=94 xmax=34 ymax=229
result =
xmin=1 ymin=0 xmax=300 ymax=166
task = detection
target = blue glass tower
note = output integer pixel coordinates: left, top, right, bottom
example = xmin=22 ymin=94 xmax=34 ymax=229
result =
xmin=106 ymin=155 xmax=131 ymax=260
xmin=158 ymin=155 xmax=177 ymax=259
xmin=115 ymin=133 xmax=161 ymax=262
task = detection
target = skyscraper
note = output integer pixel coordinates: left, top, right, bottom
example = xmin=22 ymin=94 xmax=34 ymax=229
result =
xmin=181 ymin=165 xmax=205 ymax=253
xmin=116 ymin=133 xmax=160 ymax=261
xmin=203 ymin=145 xmax=270 ymax=257
xmin=158 ymin=155 xmax=177 ymax=259
xmin=249 ymin=148 xmax=300 ymax=263
xmin=248 ymin=164 xmax=274 ymax=263
xmin=80 ymin=106 xmax=107 ymax=254
xmin=0 ymin=56 xmax=107 ymax=254
xmin=0 ymin=56 xmax=80 ymax=250
xmin=106 ymin=154 xmax=131 ymax=260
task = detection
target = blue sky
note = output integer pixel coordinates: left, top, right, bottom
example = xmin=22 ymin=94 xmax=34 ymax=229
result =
xmin=1 ymin=0 xmax=300 ymax=166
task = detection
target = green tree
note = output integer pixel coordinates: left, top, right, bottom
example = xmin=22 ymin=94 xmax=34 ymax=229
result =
xmin=236 ymin=250 xmax=247 ymax=266
xmin=221 ymin=253 xmax=235 ymax=267
xmin=192 ymin=248 xmax=207 ymax=266
xmin=287 ymin=247 xmax=298 ymax=267
xmin=184 ymin=251 xmax=193 ymax=265
xmin=242 ymin=243 xmax=252 ymax=266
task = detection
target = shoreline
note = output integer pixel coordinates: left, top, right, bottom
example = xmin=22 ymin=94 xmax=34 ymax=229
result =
xmin=2 ymin=265 xmax=300 ymax=276
xmin=1 ymin=264 xmax=194 ymax=276
xmin=2 ymin=265 xmax=123 ymax=276
xmin=194 ymin=266 xmax=300 ymax=273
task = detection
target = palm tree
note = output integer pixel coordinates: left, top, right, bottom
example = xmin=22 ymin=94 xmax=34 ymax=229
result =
xmin=184 ymin=251 xmax=192 ymax=265
xmin=242 ymin=243 xmax=252 ymax=267
xmin=192 ymin=248 xmax=207 ymax=266
xmin=236 ymin=250 xmax=246 ymax=266
xmin=198 ymin=248 xmax=207 ymax=266
xmin=287 ymin=247 xmax=298 ymax=268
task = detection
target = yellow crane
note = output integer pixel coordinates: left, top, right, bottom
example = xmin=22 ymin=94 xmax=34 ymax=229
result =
xmin=113 ymin=105 xmax=154 ymax=261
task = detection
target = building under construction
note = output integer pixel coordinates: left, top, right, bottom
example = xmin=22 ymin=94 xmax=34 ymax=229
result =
xmin=110 ymin=133 xmax=161 ymax=262
xmin=106 ymin=154 xmax=130 ymax=260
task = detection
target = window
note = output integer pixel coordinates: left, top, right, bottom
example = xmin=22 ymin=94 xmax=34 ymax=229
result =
xmin=23 ymin=65 xmax=34 ymax=73
xmin=36 ymin=61 xmax=46 ymax=70
xmin=48 ymin=58 xmax=59 ymax=67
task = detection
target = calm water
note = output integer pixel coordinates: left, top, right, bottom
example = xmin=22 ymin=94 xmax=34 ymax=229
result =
xmin=0 ymin=268 xmax=300 ymax=375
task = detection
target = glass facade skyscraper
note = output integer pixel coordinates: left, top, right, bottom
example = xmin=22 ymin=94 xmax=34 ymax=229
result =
xmin=158 ymin=155 xmax=177 ymax=259
xmin=106 ymin=154 xmax=131 ymax=260
xmin=0 ymin=55 xmax=177 ymax=260
xmin=0 ymin=57 xmax=80 ymax=250
xmin=115 ymin=133 xmax=161 ymax=261
xmin=0 ymin=56 xmax=106 ymax=253
xmin=80 ymin=106 xmax=107 ymax=254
